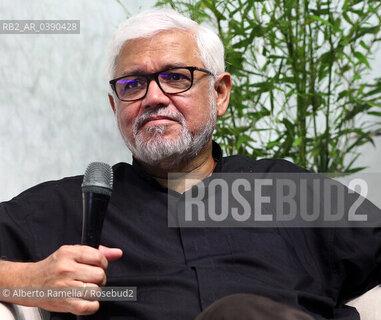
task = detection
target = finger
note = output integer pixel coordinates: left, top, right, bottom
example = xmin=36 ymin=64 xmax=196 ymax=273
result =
xmin=63 ymin=281 xmax=101 ymax=300
xmin=73 ymin=246 xmax=108 ymax=269
xmin=52 ymin=281 xmax=98 ymax=301
xmin=67 ymin=280 xmax=100 ymax=288
xmin=69 ymin=300 xmax=100 ymax=315
xmin=37 ymin=293 xmax=100 ymax=315
xmin=99 ymin=245 xmax=123 ymax=262
xmin=80 ymin=283 xmax=102 ymax=301
xmin=72 ymin=265 xmax=106 ymax=285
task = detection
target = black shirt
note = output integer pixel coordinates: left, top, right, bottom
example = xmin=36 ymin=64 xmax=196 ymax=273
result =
xmin=1 ymin=143 xmax=381 ymax=320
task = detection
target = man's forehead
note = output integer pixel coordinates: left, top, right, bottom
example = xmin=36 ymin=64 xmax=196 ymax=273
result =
xmin=119 ymin=62 xmax=190 ymax=76
xmin=114 ymin=29 xmax=201 ymax=75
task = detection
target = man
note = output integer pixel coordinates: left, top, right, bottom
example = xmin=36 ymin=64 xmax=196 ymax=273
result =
xmin=0 ymin=8 xmax=380 ymax=320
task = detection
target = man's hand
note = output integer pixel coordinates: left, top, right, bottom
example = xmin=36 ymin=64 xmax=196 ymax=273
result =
xmin=0 ymin=245 xmax=123 ymax=315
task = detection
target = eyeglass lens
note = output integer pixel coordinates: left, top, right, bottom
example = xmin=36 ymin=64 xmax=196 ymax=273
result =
xmin=114 ymin=68 xmax=193 ymax=101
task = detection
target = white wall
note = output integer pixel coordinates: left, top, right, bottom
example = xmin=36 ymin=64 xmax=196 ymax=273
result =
xmin=0 ymin=0 xmax=155 ymax=201
xmin=0 ymin=0 xmax=380 ymax=202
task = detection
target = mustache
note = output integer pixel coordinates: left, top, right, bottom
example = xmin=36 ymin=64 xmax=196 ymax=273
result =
xmin=133 ymin=109 xmax=186 ymax=132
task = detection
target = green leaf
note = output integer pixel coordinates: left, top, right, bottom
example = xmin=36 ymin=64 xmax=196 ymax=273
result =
xmin=293 ymin=137 xmax=302 ymax=147
xmin=359 ymin=40 xmax=370 ymax=50
xmin=367 ymin=111 xmax=381 ymax=116
xmin=232 ymin=38 xmax=250 ymax=49
xmin=308 ymin=15 xmax=334 ymax=28
xmin=267 ymin=140 xmax=281 ymax=148
xmin=353 ymin=51 xmax=371 ymax=68
xmin=342 ymin=12 xmax=353 ymax=25
xmin=344 ymin=166 xmax=368 ymax=174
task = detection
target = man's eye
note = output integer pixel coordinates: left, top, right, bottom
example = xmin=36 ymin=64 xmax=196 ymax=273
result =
xmin=118 ymin=79 xmax=143 ymax=90
xmin=169 ymin=73 xmax=184 ymax=81
xmin=161 ymin=73 xmax=189 ymax=81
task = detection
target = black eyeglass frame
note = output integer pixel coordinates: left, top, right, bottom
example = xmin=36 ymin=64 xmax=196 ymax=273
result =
xmin=109 ymin=66 xmax=214 ymax=102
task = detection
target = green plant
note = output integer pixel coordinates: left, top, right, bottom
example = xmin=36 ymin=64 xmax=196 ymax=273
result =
xmin=155 ymin=0 xmax=381 ymax=172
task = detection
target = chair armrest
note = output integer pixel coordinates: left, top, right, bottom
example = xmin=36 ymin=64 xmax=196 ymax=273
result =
xmin=0 ymin=303 xmax=16 ymax=320
xmin=0 ymin=303 xmax=47 ymax=320
xmin=346 ymin=285 xmax=381 ymax=320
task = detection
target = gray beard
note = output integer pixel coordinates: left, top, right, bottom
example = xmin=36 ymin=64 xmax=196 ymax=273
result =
xmin=122 ymin=92 xmax=217 ymax=169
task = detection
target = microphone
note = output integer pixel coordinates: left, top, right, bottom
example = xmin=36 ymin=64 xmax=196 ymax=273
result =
xmin=81 ymin=162 xmax=113 ymax=248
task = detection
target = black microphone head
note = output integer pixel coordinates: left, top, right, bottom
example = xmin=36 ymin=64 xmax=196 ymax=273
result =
xmin=81 ymin=162 xmax=113 ymax=196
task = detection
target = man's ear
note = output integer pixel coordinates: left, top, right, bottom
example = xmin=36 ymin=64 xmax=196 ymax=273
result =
xmin=108 ymin=93 xmax=116 ymax=114
xmin=214 ymin=72 xmax=232 ymax=117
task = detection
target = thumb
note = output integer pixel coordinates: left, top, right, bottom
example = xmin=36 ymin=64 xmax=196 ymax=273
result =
xmin=99 ymin=245 xmax=123 ymax=262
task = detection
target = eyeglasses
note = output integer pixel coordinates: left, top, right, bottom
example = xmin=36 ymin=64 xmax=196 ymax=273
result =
xmin=109 ymin=66 xmax=214 ymax=102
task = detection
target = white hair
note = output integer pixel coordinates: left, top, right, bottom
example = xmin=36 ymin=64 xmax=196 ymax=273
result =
xmin=106 ymin=8 xmax=225 ymax=81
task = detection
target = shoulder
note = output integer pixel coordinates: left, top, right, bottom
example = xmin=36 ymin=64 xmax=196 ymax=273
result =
xmin=11 ymin=176 xmax=82 ymax=203
xmin=218 ymin=155 xmax=310 ymax=173
xmin=1 ymin=162 xmax=132 ymax=210
xmin=0 ymin=162 xmax=132 ymax=258
xmin=0 ymin=174 xmax=84 ymax=260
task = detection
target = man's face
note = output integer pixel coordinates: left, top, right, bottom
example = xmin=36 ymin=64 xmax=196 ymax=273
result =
xmin=111 ymin=30 xmax=217 ymax=167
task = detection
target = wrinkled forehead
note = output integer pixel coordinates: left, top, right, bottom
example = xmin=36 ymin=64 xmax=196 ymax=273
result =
xmin=114 ymin=29 xmax=201 ymax=76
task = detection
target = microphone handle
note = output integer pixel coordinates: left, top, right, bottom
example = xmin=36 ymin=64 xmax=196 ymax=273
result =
xmin=81 ymin=192 xmax=110 ymax=247
xmin=78 ymin=192 xmax=109 ymax=320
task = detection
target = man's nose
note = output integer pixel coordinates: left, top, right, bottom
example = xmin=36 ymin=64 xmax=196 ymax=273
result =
xmin=141 ymin=78 xmax=170 ymax=108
